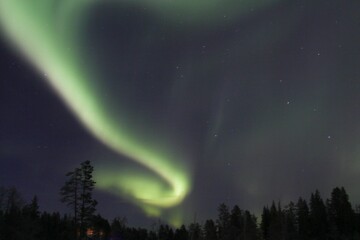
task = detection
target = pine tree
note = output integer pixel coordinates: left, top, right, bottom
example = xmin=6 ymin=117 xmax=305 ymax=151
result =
xmin=0 ymin=208 xmax=3 ymax=240
xmin=174 ymin=224 xmax=188 ymax=240
xmin=217 ymin=203 xmax=231 ymax=240
xmin=327 ymin=187 xmax=355 ymax=238
xmin=79 ymin=161 xmax=97 ymax=232
xmin=243 ymin=210 xmax=258 ymax=240
xmin=22 ymin=196 xmax=41 ymax=239
xmin=355 ymin=205 xmax=360 ymax=238
xmin=188 ymin=222 xmax=203 ymax=240
xmin=230 ymin=205 xmax=242 ymax=240
xmin=260 ymin=206 xmax=270 ymax=240
xmin=309 ymin=190 xmax=328 ymax=240
xmin=60 ymin=167 xmax=82 ymax=225
xmin=203 ymin=219 xmax=217 ymax=240
xmin=283 ymin=202 xmax=297 ymax=240
xmin=158 ymin=224 xmax=174 ymax=240
xmin=296 ymin=197 xmax=310 ymax=240
xmin=268 ymin=201 xmax=282 ymax=240
xmin=60 ymin=160 xmax=97 ymax=239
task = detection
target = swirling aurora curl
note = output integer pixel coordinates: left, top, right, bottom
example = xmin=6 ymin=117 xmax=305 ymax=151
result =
xmin=0 ymin=0 xmax=280 ymax=224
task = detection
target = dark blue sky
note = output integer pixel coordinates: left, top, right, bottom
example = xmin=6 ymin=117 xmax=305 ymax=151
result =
xmin=1 ymin=0 xmax=360 ymax=227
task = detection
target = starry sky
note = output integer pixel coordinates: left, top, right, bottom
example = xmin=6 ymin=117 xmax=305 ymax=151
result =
xmin=1 ymin=0 xmax=360 ymax=227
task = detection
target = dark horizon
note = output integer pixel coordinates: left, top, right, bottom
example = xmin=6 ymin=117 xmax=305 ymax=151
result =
xmin=1 ymin=184 xmax=360 ymax=240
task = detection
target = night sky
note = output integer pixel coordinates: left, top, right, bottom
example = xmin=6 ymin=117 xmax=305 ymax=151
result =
xmin=1 ymin=0 xmax=360 ymax=227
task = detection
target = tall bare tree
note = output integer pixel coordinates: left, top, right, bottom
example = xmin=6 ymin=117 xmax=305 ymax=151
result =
xmin=60 ymin=160 xmax=97 ymax=239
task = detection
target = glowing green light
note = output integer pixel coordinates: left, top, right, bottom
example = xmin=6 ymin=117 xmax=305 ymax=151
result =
xmin=0 ymin=0 xmax=281 ymax=224
xmin=0 ymin=0 xmax=192 ymax=220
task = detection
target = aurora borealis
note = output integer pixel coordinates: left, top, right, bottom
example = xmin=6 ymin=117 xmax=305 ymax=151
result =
xmin=1 ymin=0 xmax=360 ymax=226
xmin=0 ymin=0 xmax=192 ymax=222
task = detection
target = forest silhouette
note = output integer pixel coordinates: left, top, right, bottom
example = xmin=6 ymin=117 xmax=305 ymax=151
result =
xmin=1 ymin=162 xmax=360 ymax=240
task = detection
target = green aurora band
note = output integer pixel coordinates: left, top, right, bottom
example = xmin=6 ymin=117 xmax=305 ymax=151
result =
xmin=0 ymin=0 xmax=281 ymax=224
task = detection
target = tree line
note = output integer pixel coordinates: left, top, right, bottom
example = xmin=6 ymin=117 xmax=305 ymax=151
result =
xmin=1 ymin=161 xmax=360 ymax=240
